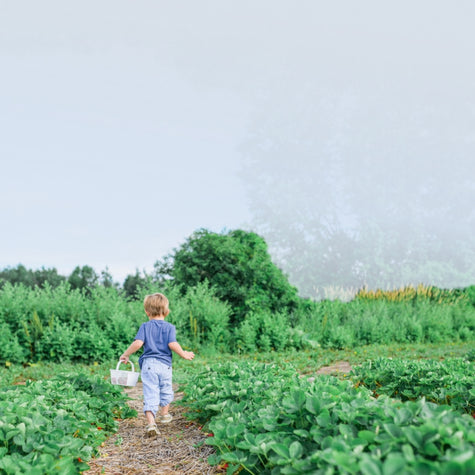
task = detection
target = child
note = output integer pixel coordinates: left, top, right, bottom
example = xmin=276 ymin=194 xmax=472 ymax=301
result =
xmin=120 ymin=292 xmax=195 ymax=437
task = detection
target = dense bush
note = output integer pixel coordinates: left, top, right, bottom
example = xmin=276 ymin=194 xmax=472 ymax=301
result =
xmin=293 ymin=297 xmax=475 ymax=350
xmin=154 ymin=229 xmax=300 ymax=324
xmin=1 ymin=278 xmax=474 ymax=364
xmin=0 ymin=282 xmax=145 ymax=364
xmin=163 ymin=282 xmax=232 ymax=351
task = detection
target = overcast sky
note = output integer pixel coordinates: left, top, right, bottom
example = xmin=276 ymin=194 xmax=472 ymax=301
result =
xmin=1 ymin=1 xmax=255 ymax=280
xmin=2 ymin=1 xmax=474 ymax=287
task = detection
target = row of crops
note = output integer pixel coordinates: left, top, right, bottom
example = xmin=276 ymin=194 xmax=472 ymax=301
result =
xmin=0 ymin=369 xmax=135 ymax=474
xmin=179 ymin=357 xmax=475 ymax=475
xmin=0 ymin=348 xmax=473 ymax=474
xmin=0 ymin=275 xmax=474 ymax=474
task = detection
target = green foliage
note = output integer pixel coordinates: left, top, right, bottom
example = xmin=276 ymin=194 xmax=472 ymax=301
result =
xmin=0 ymin=272 xmax=473 ymax=366
xmin=67 ymin=265 xmax=99 ymax=293
xmin=0 ymin=369 xmax=135 ymax=474
xmin=235 ymin=311 xmax=291 ymax=352
xmin=164 ymin=282 xmax=232 ymax=351
xmin=350 ymin=357 xmax=475 ymax=415
xmin=463 ymin=285 xmax=475 ymax=306
xmin=0 ymin=265 xmax=66 ymax=289
xmin=294 ymin=298 xmax=475 ymax=349
xmin=0 ymin=282 xmax=144 ymax=364
xmin=122 ymin=270 xmax=150 ymax=300
xmin=179 ymin=360 xmax=475 ymax=475
xmin=155 ymin=229 xmax=299 ymax=323
xmin=0 ymin=322 xmax=25 ymax=363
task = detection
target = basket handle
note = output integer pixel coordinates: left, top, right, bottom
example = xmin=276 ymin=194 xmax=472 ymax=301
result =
xmin=116 ymin=360 xmax=135 ymax=372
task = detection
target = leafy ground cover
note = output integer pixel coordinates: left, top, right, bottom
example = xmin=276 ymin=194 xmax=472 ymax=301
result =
xmin=175 ymin=341 xmax=475 ymax=379
xmin=0 ymin=361 xmax=107 ymax=387
xmin=179 ymin=360 xmax=475 ymax=475
xmin=1 ymin=343 xmax=473 ymax=474
xmin=349 ymin=358 xmax=475 ymax=416
xmin=0 ymin=369 xmax=135 ymax=474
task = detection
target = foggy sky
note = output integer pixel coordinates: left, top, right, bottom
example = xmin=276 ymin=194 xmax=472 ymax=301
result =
xmin=1 ymin=1 xmax=474 ymax=291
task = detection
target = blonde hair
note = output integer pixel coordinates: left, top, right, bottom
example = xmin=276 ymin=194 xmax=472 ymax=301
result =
xmin=143 ymin=293 xmax=169 ymax=317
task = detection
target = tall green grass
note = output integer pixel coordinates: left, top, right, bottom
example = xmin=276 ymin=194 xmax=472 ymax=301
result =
xmin=0 ymin=282 xmax=474 ymax=365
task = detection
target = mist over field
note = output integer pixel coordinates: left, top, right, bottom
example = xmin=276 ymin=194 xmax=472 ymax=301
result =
xmin=1 ymin=1 xmax=474 ymax=296
xmin=230 ymin=2 xmax=475 ymax=297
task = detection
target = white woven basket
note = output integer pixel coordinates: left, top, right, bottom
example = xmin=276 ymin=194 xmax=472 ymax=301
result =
xmin=110 ymin=360 xmax=140 ymax=387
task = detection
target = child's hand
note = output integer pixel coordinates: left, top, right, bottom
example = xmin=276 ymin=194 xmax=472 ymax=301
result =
xmin=120 ymin=354 xmax=129 ymax=364
xmin=183 ymin=351 xmax=195 ymax=361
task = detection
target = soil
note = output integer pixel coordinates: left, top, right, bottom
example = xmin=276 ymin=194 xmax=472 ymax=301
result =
xmin=315 ymin=360 xmax=352 ymax=375
xmin=85 ymin=361 xmax=352 ymax=474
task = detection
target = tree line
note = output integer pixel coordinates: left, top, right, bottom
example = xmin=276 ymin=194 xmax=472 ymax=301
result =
xmin=0 ymin=229 xmax=300 ymax=308
xmin=0 ymin=263 xmax=147 ymax=299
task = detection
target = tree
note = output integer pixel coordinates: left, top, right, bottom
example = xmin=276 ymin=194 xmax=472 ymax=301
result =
xmin=154 ymin=229 xmax=299 ymax=323
xmin=241 ymin=88 xmax=475 ymax=296
xmin=99 ymin=267 xmax=117 ymax=289
xmin=0 ymin=264 xmax=66 ymax=289
xmin=67 ymin=265 xmax=98 ymax=292
xmin=122 ymin=270 xmax=149 ymax=299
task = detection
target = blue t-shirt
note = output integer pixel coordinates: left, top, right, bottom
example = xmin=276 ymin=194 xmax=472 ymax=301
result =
xmin=135 ymin=320 xmax=177 ymax=368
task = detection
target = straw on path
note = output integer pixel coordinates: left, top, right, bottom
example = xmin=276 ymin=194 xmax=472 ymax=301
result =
xmin=84 ymin=383 xmax=221 ymax=475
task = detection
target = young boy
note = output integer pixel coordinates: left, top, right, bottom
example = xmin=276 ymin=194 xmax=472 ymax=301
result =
xmin=120 ymin=292 xmax=195 ymax=437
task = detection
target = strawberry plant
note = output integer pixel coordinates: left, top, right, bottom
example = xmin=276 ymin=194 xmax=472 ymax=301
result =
xmin=0 ymin=370 xmax=135 ymax=474
xmin=349 ymin=357 xmax=475 ymax=415
xmin=180 ymin=361 xmax=475 ymax=474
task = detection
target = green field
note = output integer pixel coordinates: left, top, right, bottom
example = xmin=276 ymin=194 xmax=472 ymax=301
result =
xmin=1 ymin=341 xmax=474 ymax=474
xmin=1 ymin=266 xmax=474 ymax=474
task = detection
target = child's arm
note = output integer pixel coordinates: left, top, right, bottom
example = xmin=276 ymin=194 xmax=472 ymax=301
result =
xmin=120 ymin=339 xmax=144 ymax=363
xmin=168 ymin=342 xmax=195 ymax=360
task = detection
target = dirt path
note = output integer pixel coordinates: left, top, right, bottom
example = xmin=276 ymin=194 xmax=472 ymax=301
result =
xmin=85 ymin=362 xmax=352 ymax=474
xmin=84 ymin=383 xmax=220 ymax=475
xmin=315 ymin=360 xmax=352 ymax=375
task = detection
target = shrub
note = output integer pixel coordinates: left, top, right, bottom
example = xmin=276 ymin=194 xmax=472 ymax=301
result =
xmin=163 ymin=282 xmax=232 ymax=351
xmin=235 ymin=310 xmax=291 ymax=352
xmin=154 ymin=229 xmax=299 ymax=324
xmin=0 ymin=322 xmax=26 ymax=364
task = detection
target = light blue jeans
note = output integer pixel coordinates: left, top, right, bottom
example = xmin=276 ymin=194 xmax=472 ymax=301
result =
xmin=141 ymin=358 xmax=174 ymax=417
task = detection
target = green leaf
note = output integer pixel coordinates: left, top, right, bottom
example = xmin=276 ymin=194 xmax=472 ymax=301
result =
xmin=401 ymin=444 xmax=415 ymax=462
xmin=450 ymin=450 xmax=475 ymax=464
xmin=316 ymin=410 xmax=332 ymax=428
xmin=293 ymin=429 xmax=310 ymax=439
xmin=272 ymin=443 xmax=291 ymax=460
xmin=339 ymin=424 xmax=356 ymax=438
xmin=358 ymin=430 xmax=376 ymax=443
xmin=222 ymin=450 xmax=247 ymax=464
xmin=226 ymin=423 xmax=245 ymax=439
xmin=305 ymin=395 xmax=321 ymax=415
xmin=208 ymin=454 xmax=222 ymax=466
xmin=289 ymin=441 xmax=304 ymax=459
xmin=382 ymin=453 xmax=407 ymax=475
xmin=359 ymin=456 xmax=382 ymax=475
xmin=292 ymin=389 xmax=306 ymax=408
xmin=422 ymin=442 xmax=440 ymax=457
xmin=401 ymin=426 xmax=423 ymax=449
xmin=439 ymin=462 xmax=465 ymax=475
xmin=382 ymin=423 xmax=403 ymax=440
xmin=227 ymin=463 xmax=241 ymax=475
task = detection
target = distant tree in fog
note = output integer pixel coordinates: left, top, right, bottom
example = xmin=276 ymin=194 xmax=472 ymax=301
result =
xmin=241 ymin=89 xmax=475 ymax=297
